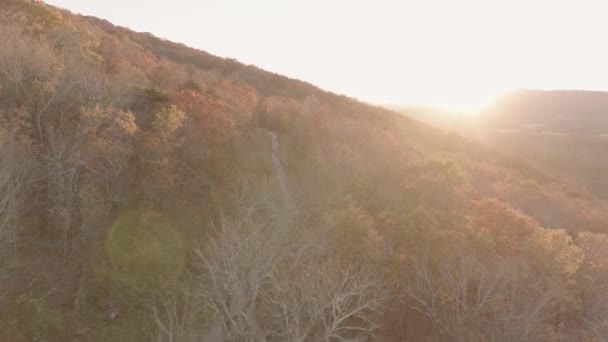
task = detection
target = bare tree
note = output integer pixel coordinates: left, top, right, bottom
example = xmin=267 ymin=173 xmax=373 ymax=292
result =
xmin=0 ymin=23 xmax=56 ymax=111
xmin=166 ymin=176 xmax=387 ymax=342
xmin=0 ymin=117 xmax=35 ymax=279
xmin=194 ymin=211 xmax=296 ymax=341
xmin=153 ymin=287 xmax=203 ymax=342
xmin=270 ymin=259 xmax=386 ymax=342
xmin=404 ymin=255 xmax=557 ymax=341
xmin=39 ymin=106 xmax=136 ymax=273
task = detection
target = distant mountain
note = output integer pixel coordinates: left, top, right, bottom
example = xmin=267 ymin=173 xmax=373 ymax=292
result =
xmin=399 ymin=90 xmax=608 ymax=199
xmin=481 ymin=89 xmax=608 ymax=135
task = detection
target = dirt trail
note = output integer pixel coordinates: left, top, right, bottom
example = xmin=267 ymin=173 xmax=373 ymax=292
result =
xmin=202 ymin=130 xmax=294 ymax=342
xmin=265 ymin=130 xmax=295 ymax=211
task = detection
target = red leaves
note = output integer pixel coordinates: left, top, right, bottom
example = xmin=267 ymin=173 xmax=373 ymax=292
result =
xmin=170 ymin=89 xmax=234 ymax=151
xmin=217 ymin=80 xmax=258 ymax=123
xmin=262 ymin=96 xmax=300 ymax=116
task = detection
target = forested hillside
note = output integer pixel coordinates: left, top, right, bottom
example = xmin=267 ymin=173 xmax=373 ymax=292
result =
xmin=1 ymin=1 xmax=608 ymax=341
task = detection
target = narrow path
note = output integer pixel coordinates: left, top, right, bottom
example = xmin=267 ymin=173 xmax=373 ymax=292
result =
xmin=202 ymin=129 xmax=295 ymax=342
xmin=265 ymin=130 xmax=295 ymax=211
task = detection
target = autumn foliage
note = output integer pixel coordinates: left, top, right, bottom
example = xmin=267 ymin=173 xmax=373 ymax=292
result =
xmin=1 ymin=1 xmax=608 ymax=341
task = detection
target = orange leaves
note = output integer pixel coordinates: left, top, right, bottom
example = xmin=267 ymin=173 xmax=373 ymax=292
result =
xmin=99 ymin=35 xmax=158 ymax=86
xmin=258 ymin=96 xmax=301 ymax=132
xmin=262 ymin=95 xmax=300 ymax=116
xmin=131 ymin=47 xmax=160 ymax=74
xmin=170 ymin=90 xmax=216 ymax=119
xmin=468 ymin=199 xmax=539 ymax=255
xmin=468 ymin=199 xmax=583 ymax=295
xmin=170 ymin=89 xmax=234 ymax=148
xmin=217 ymin=80 xmax=258 ymax=123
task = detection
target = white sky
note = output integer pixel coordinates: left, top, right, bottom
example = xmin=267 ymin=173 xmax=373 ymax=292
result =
xmin=45 ymin=0 xmax=608 ymax=109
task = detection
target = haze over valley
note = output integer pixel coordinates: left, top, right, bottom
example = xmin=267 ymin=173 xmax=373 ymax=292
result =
xmin=401 ymin=89 xmax=608 ymax=199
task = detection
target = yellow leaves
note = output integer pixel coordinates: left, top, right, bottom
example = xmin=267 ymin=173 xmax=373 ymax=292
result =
xmin=149 ymin=105 xmax=184 ymax=139
xmin=116 ymin=111 xmax=138 ymax=136
xmin=138 ymin=106 xmax=187 ymax=203
xmin=80 ymin=106 xmax=137 ymax=136
xmin=4 ymin=0 xmax=64 ymax=31
xmin=530 ymin=228 xmax=582 ymax=280
xmin=78 ymin=106 xmax=137 ymax=167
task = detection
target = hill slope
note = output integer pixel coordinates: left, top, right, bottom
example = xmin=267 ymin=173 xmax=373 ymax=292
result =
xmin=1 ymin=1 xmax=608 ymax=341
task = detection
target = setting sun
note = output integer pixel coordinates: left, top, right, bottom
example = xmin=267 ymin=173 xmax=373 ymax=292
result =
xmin=407 ymin=88 xmax=505 ymax=114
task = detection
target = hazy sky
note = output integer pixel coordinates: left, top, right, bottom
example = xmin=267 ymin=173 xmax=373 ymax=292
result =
xmin=45 ymin=0 xmax=608 ymax=109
